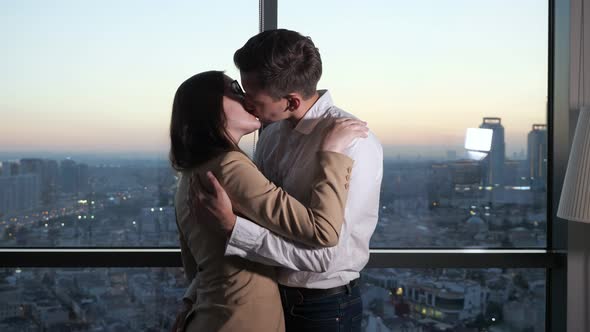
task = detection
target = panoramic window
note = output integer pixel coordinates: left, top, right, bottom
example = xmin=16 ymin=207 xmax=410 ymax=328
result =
xmin=279 ymin=0 xmax=549 ymax=249
xmin=0 ymin=1 xmax=554 ymax=331
xmin=0 ymin=1 xmax=258 ymax=247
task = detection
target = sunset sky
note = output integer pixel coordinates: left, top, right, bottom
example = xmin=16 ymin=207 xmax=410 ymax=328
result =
xmin=0 ymin=0 xmax=547 ymax=159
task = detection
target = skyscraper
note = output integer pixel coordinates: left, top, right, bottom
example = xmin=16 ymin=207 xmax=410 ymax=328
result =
xmin=527 ymin=124 xmax=547 ymax=190
xmin=60 ymin=159 xmax=78 ymax=193
xmin=479 ymin=117 xmax=506 ymax=187
xmin=0 ymin=174 xmax=41 ymax=214
xmin=20 ymin=159 xmax=44 ymax=175
xmin=44 ymin=160 xmax=59 ymax=204
xmin=20 ymin=159 xmax=60 ymax=204
xmin=78 ymin=163 xmax=90 ymax=194
xmin=20 ymin=159 xmax=46 ymax=204
xmin=0 ymin=161 xmax=20 ymax=177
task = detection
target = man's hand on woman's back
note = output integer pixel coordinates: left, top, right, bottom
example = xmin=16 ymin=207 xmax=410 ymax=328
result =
xmin=188 ymin=172 xmax=236 ymax=238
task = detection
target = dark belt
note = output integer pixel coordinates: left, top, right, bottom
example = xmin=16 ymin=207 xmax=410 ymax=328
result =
xmin=280 ymin=279 xmax=359 ymax=300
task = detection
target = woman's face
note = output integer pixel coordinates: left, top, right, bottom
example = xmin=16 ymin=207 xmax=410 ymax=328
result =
xmin=223 ymin=78 xmax=261 ymax=139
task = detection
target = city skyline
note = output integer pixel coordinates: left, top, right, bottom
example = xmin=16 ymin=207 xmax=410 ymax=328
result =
xmin=1 ymin=0 xmax=547 ymax=155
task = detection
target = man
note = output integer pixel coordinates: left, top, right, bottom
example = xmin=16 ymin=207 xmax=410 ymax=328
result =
xmin=185 ymin=29 xmax=383 ymax=332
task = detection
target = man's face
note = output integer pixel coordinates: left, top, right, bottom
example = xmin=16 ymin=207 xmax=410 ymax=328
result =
xmin=240 ymin=72 xmax=290 ymax=124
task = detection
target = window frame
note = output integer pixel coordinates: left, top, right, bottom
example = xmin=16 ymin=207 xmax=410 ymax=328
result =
xmin=0 ymin=0 xmax=568 ymax=330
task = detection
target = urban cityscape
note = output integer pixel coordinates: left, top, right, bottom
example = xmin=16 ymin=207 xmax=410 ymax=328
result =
xmin=0 ymin=117 xmax=548 ymax=331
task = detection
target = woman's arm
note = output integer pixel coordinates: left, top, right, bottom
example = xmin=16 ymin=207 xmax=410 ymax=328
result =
xmin=198 ymin=150 xmax=353 ymax=248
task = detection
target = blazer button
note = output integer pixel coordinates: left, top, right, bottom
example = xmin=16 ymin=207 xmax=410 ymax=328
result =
xmin=345 ymin=183 xmax=349 ymax=189
xmin=345 ymin=174 xmax=350 ymax=181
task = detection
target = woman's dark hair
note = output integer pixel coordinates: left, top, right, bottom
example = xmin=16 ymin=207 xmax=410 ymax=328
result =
xmin=169 ymin=70 xmax=239 ymax=171
xmin=234 ymin=29 xmax=322 ymax=100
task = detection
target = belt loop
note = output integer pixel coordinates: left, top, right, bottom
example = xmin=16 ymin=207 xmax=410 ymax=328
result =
xmin=345 ymin=282 xmax=352 ymax=295
xmin=296 ymin=289 xmax=305 ymax=304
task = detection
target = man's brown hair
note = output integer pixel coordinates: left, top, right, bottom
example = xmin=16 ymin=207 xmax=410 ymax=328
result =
xmin=234 ymin=29 xmax=322 ymax=100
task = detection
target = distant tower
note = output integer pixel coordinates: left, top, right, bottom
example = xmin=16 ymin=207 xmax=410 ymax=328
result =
xmin=44 ymin=160 xmax=59 ymax=204
xmin=60 ymin=159 xmax=78 ymax=193
xmin=0 ymin=161 xmax=20 ymax=177
xmin=78 ymin=163 xmax=90 ymax=194
xmin=527 ymin=124 xmax=547 ymax=190
xmin=479 ymin=117 xmax=505 ymax=186
xmin=20 ymin=158 xmax=47 ymax=204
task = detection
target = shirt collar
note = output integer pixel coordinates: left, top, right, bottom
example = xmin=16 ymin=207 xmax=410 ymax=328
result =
xmin=292 ymin=90 xmax=333 ymax=135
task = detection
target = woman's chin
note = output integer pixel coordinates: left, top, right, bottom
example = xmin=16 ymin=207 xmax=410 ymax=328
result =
xmin=245 ymin=124 xmax=261 ymax=135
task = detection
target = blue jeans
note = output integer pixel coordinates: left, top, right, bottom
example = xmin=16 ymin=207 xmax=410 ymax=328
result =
xmin=279 ymin=281 xmax=363 ymax=332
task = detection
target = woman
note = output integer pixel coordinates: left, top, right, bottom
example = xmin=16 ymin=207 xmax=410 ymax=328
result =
xmin=170 ymin=71 xmax=368 ymax=332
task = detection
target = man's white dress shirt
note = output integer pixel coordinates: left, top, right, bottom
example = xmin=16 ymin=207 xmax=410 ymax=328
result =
xmin=225 ymin=90 xmax=383 ymax=289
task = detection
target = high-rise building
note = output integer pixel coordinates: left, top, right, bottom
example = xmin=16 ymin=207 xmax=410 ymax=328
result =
xmin=78 ymin=163 xmax=90 ymax=194
xmin=0 ymin=161 xmax=20 ymax=177
xmin=20 ymin=159 xmax=48 ymax=204
xmin=0 ymin=174 xmax=41 ymax=214
xmin=59 ymin=159 xmax=90 ymax=195
xmin=60 ymin=159 xmax=78 ymax=193
xmin=20 ymin=159 xmax=44 ymax=175
xmin=44 ymin=160 xmax=59 ymax=204
xmin=20 ymin=158 xmax=60 ymax=204
xmin=479 ymin=117 xmax=506 ymax=186
xmin=527 ymin=124 xmax=548 ymax=190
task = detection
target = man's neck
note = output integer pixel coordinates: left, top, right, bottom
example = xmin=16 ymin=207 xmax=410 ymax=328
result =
xmin=286 ymin=92 xmax=321 ymax=126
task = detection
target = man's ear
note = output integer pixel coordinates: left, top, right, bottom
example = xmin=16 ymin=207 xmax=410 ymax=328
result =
xmin=286 ymin=94 xmax=302 ymax=112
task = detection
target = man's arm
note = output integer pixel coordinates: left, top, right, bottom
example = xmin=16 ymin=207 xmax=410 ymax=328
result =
xmin=225 ymin=132 xmax=383 ymax=273
xmin=225 ymin=216 xmax=338 ymax=272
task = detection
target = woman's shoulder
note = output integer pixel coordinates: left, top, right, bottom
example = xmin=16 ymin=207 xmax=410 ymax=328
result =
xmin=206 ymin=151 xmax=256 ymax=175
xmin=217 ymin=151 xmax=254 ymax=166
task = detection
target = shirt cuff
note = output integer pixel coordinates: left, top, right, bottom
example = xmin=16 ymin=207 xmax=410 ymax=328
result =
xmin=224 ymin=216 xmax=264 ymax=256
